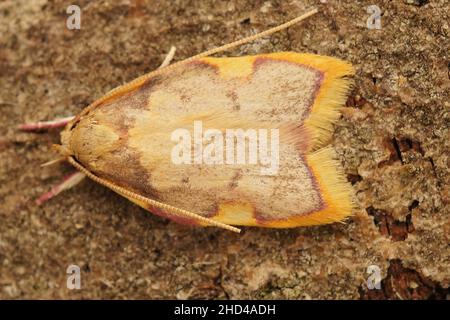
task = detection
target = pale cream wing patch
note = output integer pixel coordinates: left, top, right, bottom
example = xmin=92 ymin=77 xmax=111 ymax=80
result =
xmin=235 ymin=59 xmax=321 ymax=123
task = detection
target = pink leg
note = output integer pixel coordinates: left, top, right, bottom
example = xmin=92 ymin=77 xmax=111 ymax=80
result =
xmin=36 ymin=171 xmax=85 ymax=205
xmin=18 ymin=116 xmax=75 ymax=131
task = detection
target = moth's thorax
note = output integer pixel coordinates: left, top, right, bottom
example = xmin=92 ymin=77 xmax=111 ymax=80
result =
xmin=62 ymin=114 xmax=122 ymax=168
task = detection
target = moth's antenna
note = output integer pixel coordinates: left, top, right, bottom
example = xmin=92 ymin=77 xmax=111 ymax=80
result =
xmin=72 ymin=8 xmax=319 ymax=123
xmin=187 ymin=7 xmax=319 ymax=61
xmin=67 ymin=156 xmax=241 ymax=233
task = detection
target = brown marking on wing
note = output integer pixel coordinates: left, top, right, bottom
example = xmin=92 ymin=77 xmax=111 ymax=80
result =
xmin=228 ymin=169 xmax=243 ymax=190
xmin=226 ymin=90 xmax=240 ymax=111
xmin=66 ymin=75 xmax=163 ymax=134
xmin=101 ymin=75 xmax=163 ymax=112
xmin=186 ymin=60 xmax=220 ymax=74
xmin=98 ymin=144 xmax=158 ymax=198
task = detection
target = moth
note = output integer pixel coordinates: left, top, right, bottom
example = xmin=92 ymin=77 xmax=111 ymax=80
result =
xmin=21 ymin=8 xmax=354 ymax=233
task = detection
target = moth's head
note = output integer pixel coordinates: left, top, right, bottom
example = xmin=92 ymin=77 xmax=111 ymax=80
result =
xmin=52 ymin=121 xmax=76 ymax=158
xmin=57 ymin=113 xmax=121 ymax=166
